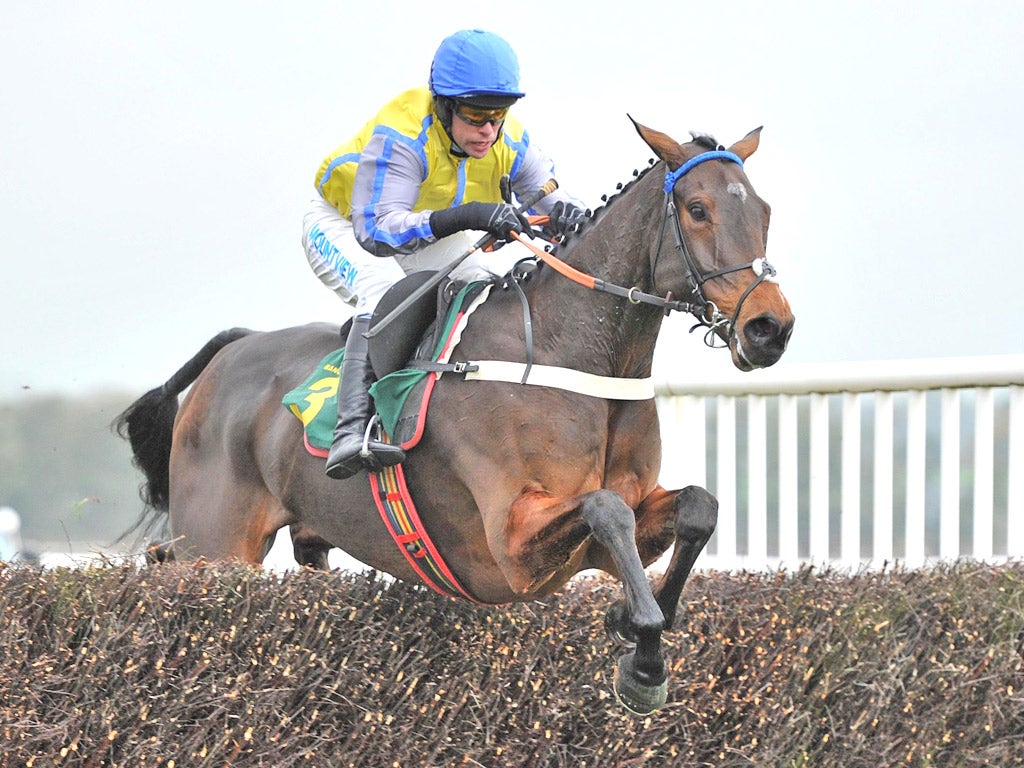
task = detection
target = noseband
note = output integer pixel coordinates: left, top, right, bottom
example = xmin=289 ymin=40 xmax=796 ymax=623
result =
xmin=657 ymin=150 xmax=777 ymax=348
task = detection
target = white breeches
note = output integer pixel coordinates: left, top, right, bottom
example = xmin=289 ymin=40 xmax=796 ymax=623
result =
xmin=302 ymin=196 xmax=531 ymax=316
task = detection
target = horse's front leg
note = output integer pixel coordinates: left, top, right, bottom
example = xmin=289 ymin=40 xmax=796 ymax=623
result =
xmin=605 ymin=484 xmax=718 ymax=644
xmin=497 ymin=487 xmax=670 ymax=714
xmin=577 ymin=490 xmax=673 ymax=714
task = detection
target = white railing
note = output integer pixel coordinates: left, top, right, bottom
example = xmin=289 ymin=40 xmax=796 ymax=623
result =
xmin=654 ymin=354 xmax=1024 ymax=571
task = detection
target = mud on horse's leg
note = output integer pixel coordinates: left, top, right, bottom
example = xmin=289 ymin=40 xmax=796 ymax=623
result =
xmin=581 ymin=489 xmax=669 ymax=714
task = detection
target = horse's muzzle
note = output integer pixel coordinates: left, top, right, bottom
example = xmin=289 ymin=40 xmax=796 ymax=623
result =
xmin=734 ymin=313 xmax=795 ymax=370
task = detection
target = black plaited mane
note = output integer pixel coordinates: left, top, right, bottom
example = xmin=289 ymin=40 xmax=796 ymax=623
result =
xmin=553 ymin=159 xmax=658 ymax=249
xmin=553 ymin=130 xmax=721 ymax=250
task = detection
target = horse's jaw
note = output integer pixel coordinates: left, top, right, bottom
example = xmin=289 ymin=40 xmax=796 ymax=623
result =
xmin=731 ymin=343 xmax=758 ymax=372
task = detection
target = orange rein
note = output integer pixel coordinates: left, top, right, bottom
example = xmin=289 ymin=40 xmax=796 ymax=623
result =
xmin=508 ymin=216 xmax=701 ymax=317
xmin=510 ymin=216 xmax=597 ymax=290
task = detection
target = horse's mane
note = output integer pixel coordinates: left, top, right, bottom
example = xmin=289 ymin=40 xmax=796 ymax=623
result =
xmin=551 ymin=131 xmax=721 ymax=252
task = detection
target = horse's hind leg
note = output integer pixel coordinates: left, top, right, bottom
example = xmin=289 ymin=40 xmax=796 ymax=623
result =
xmin=289 ymin=524 xmax=333 ymax=570
xmin=171 ymin=466 xmax=288 ymax=564
xmin=605 ymin=485 xmax=718 ymax=644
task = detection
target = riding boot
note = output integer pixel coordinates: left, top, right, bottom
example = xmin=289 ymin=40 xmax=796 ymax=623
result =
xmin=325 ymin=316 xmax=406 ymax=480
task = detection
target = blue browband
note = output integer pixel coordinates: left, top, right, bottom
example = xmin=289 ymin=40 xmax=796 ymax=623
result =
xmin=663 ymin=150 xmax=744 ymax=193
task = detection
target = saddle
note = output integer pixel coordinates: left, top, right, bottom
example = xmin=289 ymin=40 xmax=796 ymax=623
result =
xmin=283 ymin=272 xmax=493 ymax=455
xmin=281 ymin=272 xmax=498 ymax=603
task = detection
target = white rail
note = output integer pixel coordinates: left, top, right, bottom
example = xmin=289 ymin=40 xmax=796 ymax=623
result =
xmin=654 ymin=354 xmax=1024 ymax=571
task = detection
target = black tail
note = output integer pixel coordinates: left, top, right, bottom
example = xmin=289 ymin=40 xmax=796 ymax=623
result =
xmin=113 ymin=328 xmax=253 ymax=537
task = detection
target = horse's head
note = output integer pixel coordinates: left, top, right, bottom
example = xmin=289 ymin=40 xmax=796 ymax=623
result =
xmin=633 ymin=120 xmax=794 ymax=371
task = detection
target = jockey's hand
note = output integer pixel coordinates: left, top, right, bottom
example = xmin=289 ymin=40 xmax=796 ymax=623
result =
xmin=430 ymin=202 xmax=533 ymax=242
xmin=546 ymin=201 xmax=587 ymax=239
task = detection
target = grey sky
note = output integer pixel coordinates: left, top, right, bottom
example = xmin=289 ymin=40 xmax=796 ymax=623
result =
xmin=2 ymin=0 xmax=1022 ymax=398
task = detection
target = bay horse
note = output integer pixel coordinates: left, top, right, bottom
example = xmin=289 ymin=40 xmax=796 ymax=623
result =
xmin=116 ymin=120 xmax=794 ymax=713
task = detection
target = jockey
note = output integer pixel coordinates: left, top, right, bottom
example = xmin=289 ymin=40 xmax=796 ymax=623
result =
xmin=303 ymin=28 xmax=586 ymax=480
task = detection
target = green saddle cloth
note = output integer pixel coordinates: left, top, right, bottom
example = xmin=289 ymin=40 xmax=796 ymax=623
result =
xmin=282 ymin=281 xmax=484 ymax=450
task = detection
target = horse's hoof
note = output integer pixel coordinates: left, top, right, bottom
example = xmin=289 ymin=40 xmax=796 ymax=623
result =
xmin=613 ymin=651 xmax=668 ymax=715
xmin=604 ymin=601 xmax=638 ymax=648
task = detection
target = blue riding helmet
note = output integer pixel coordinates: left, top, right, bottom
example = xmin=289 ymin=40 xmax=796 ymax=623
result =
xmin=429 ymin=29 xmax=525 ymax=108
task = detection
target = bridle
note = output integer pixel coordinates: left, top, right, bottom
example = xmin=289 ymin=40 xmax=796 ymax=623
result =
xmin=511 ymin=149 xmax=777 ymax=349
xmin=657 ymin=149 xmax=777 ymax=348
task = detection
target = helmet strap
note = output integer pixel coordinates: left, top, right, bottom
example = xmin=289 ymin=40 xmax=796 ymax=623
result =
xmin=433 ymin=96 xmax=466 ymax=156
xmin=434 ymin=96 xmax=454 ymax=133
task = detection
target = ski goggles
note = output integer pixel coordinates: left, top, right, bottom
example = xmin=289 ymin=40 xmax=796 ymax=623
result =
xmin=453 ymin=103 xmax=509 ymax=127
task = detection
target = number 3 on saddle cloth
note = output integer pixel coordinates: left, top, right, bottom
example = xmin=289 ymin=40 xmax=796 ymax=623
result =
xmin=282 ymin=273 xmax=496 ymax=603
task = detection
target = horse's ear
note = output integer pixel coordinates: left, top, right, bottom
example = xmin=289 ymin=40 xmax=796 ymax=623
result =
xmin=628 ymin=115 xmax=685 ymax=167
xmin=728 ymin=127 xmax=763 ymax=161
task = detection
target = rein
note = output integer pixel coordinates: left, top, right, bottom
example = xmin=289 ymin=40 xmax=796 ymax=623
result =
xmin=511 ymin=227 xmax=704 ymax=315
xmin=510 ymin=149 xmax=777 ymax=348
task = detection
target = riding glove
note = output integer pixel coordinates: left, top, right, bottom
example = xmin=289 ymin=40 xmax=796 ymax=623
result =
xmin=547 ymin=201 xmax=587 ymax=239
xmin=430 ymin=202 xmax=532 ymax=242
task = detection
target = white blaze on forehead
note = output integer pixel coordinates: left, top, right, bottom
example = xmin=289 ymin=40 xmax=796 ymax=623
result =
xmin=727 ymin=182 xmax=748 ymax=201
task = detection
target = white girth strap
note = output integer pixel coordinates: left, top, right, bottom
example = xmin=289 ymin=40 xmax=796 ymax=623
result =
xmin=464 ymin=361 xmax=655 ymax=401
xmin=441 ymin=283 xmax=654 ymax=400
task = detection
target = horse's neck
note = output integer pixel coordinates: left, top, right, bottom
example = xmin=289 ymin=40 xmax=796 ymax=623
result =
xmin=526 ymin=177 xmax=666 ymax=379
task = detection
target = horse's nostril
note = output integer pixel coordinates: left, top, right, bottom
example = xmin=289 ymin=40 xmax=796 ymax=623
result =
xmin=744 ymin=316 xmax=795 ymax=357
xmin=745 ymin=316 xmax=780 ymax=345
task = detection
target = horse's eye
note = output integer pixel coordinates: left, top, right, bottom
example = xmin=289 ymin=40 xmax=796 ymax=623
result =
xmin=688 ymin=204 xmax=707 ymax=222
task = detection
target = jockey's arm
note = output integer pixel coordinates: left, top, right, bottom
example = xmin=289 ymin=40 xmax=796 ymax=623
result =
xmin=350 ymin=135 xmax=436 ymax=257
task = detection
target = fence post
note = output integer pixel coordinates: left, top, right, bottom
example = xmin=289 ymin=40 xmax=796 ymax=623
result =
xmin=778 ymin=393 xmax=799 ymax=565
xmin=841 ymin=392 xmax=862 ymax=567
xmin=748 ymin=394 xmax=768 ymax=565
xmin=973 ymin=387 xmax=994 ymax=560
xmin=940 ymin=388 xmax=961 ymax=560
xmin=904 ymin=391 xmax=928 ymax=566
xmin=1009 ymin=385 xmax=1024 ymax=557
xmin=809 ymin=393 xmax=830 ymax=563
xmin=715 ymin=396 xmax=738 ymax=567
xmin=873 ymin=391 xmax=894 ymax=563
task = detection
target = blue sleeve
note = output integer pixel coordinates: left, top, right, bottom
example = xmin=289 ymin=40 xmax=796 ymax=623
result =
xmin=350 ymin=129 xmax=437 ymax=256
